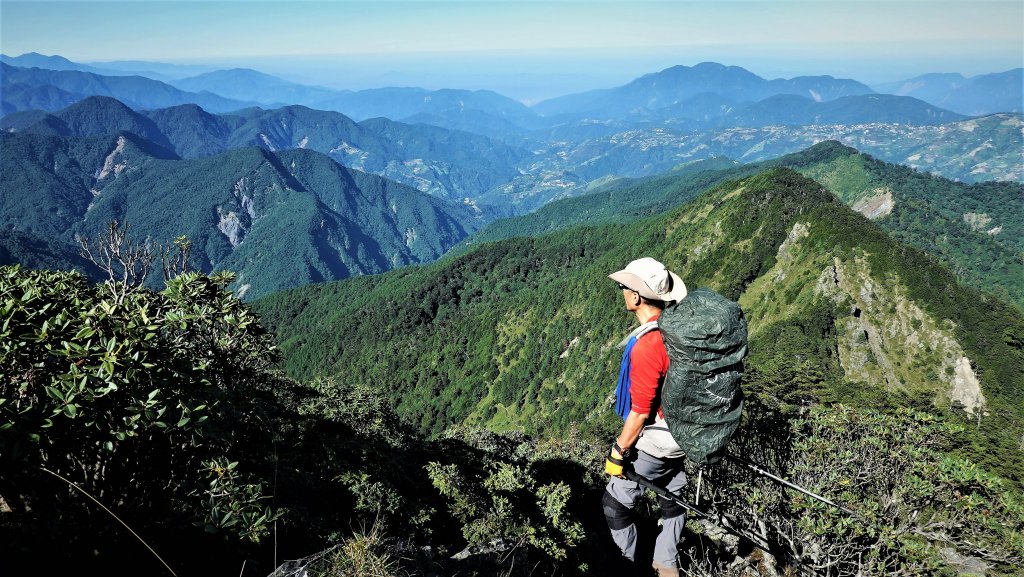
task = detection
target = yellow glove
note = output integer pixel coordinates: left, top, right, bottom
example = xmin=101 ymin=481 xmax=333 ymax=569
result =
xmin=604 ymin=443 xmax=631 ymax=478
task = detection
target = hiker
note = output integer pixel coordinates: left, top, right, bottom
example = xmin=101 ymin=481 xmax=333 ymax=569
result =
xmin=603 ymin=257 xmax=689 ymax=577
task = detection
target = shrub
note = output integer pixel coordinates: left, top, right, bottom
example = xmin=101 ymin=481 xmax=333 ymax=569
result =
xmin=0 ymin=265 xmax=287 ymax=554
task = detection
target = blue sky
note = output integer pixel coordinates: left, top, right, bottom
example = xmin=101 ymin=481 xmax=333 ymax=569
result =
xmin=2 ymin=1 xmax=1022 ymax=101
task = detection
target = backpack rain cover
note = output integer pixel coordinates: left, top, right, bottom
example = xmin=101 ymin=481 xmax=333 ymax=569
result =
xmin=659 ymin=288 xmax=748 ymax=466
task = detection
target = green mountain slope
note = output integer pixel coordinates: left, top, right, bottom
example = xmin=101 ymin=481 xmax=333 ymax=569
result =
xmin=797 ymin=146 xmax=1023 ymax=305
xmin=0 ymin=132 xmax=480 ymax=299
xmin=253 ymin=168 xmax=1024 ymax=485
xmin=1 ymin=95 xmax=176 ymax=149
xmin=0 ymin=131 xmax=175 ymax=239
xmin=470 ymin=141 xmax=1024 ymax=309
xmin=141 ymin=103 xmax=241 ymax=158
xmin=0 ymin=229 xmax=100 ymax=275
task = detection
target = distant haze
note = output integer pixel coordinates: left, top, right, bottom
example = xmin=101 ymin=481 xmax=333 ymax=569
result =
xmin=2 ymin=1 xmax=1022 ymax=103
xmin=202 ymin=47 xmax=1023 ymax=104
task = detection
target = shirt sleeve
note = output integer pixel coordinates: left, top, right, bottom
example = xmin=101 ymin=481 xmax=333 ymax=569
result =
xmin=629 ymin=331 xmax=668 ymax=415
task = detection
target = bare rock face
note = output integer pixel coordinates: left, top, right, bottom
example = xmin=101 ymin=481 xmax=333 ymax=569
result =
xmin=96 ymin=135 xmax=129 ymax=180
xmin=963 ymin=212 xmax=1003 ymax=236
xmin=772 ymin=222 xmax=810 ymax=283
xmin=951 ymin=357 xmax=985 ymax=415
xmin=851 ymin=187 xmax=893 ymax=219
xmin=217 ymin=209 xmax=245 ymax=247
xmin=939 ymin=547 xmax=992 ymax=576
xmin=819 ymin=254 xmax=986 ymax=415
xmin=234 ymin=177 xmax=258 ymax=219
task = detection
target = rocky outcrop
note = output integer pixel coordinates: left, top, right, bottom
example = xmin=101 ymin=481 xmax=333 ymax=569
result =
xmin=963 ymin=212 xmax=1003 ymax=236
xmin=772 ymin=222 xmax=809 ymax=283
xmin=217 ymin=208 xmax=245 ymax=247
xmin=851 ymin=188 xmax=894 ymax=219
xmin=95 ymin=135 xmax=128 ymax=180
xmin=815 ymin=254 xmax=987 ymax=414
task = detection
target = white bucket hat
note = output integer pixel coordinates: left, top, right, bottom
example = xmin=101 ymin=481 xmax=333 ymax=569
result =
xmin=609 ymin=257 xmax=687 ymax=303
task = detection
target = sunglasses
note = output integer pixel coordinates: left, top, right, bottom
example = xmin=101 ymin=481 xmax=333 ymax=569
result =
xmin=617 ymin=283 xmax=635 ymax=292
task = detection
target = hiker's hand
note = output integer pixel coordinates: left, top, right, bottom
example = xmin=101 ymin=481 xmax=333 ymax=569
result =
xmin=605 ymin=443 xmax=630 ymax=478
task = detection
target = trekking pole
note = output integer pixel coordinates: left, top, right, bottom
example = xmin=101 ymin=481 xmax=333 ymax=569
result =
xmin=725 ymin=454 xmax=860 ymax=518
xmin=694 ymin=468 xmax=703 ymax=506
xmin=624 ymin=469 xmax=773 ymax=552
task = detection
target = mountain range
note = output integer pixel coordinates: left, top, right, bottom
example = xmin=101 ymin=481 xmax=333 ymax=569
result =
xmin=874 ymin=68 xmax=1024 ymax=116
xmin=469 ymin=141 xmax=1024 ymax=311
xmin=0 ymin=52 xmax=221 ymax=80
xmin=0 ymin=52 xmax=170 ymax=79
xmin=532 ymin=62 xmax=874 ymax=118
xmin=168 ymin=67 xmax=339 ymax=107
xmin=0 ymin=62 xmax=257 ymax=115
xmin=1 ymin=54 xmax=1020 ymax=306
xmin=161 ymin=63 xmax=971 ymax=136
xmin=0 ymin=96 xmax=533 ymax=205
xmin=6 ymin=56 xmax=1021 ymax=143
xmin=505 ymin=113 xmax=1022 ymax=203
xmin=0 ymin=131 xmax=482 ymax=299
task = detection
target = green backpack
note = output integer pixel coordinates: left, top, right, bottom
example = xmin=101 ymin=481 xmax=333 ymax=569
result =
xmin=659 ymin=288 xmax=748 ymax=466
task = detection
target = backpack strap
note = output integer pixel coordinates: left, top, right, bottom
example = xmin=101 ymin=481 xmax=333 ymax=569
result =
xmin=613 ymin=321 xmax=660 ymax=420
xmin=616 ymin=320 xmax=659 ymax=348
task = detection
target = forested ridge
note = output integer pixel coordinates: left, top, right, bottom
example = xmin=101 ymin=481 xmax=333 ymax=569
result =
xmin=467 ymin=141 xmax=1024 ymax=310
xmin=0 ymin=95 xmax=533 ymax=203
xmin=0 ymin=131 xmax=481 ymax=299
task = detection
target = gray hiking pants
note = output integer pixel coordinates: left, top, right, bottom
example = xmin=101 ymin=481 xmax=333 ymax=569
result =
xmin=602 ymin=450 xmax=688 ymax=567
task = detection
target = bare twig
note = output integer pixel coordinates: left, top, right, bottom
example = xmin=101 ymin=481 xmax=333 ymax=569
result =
xmin=76 ymin=220 xmax=156 ymax=303
xmin=41 ymin=466 xmax=178 ymax=577
xmin=160 ymin=235 xmax=192 ymax=282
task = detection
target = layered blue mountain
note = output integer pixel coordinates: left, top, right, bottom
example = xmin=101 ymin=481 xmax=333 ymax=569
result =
xmin=709 ymin=94 xmax=965 ymax=127
xmin=164 ymin=67 xmax=545 ymax=139
xmin=311 ymin=87 xmax=546 ymax=139
xmin=1 ymin=96 xmax=533 ymax=205
xmin=532 ymin=62 xmax=875 ymax=119
xmin=0 ymin=52 xmax=199 ymax=81
xmin=169 ymin=68 xmax=338 ymax=107
xmin=80 ymin=58 xmax=215 ymax=80
xmin=1 ymin=52 xmax=139 ymax=77
xmin=874 ymin=69 xmax=1023 ymax=115
xmin=5 ymin=55 xmax=996 ymax=144
xmin=0 ymin=131 xmax=481 ymax=299
xmin=0 ymin=62 xmax=257 ymax=114
xmin=0 ymin=82 xmax=81 ymax=116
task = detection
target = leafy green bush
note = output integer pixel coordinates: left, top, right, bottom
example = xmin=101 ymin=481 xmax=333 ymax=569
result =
xmin=708 ymin=404 xmax=1024 ymax=576
xmin=0 ymin=265 xmax=287 ymax=556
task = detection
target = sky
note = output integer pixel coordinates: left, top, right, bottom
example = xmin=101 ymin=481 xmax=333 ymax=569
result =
xmin=2 ymin=0 xmax=1022 ymax=102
